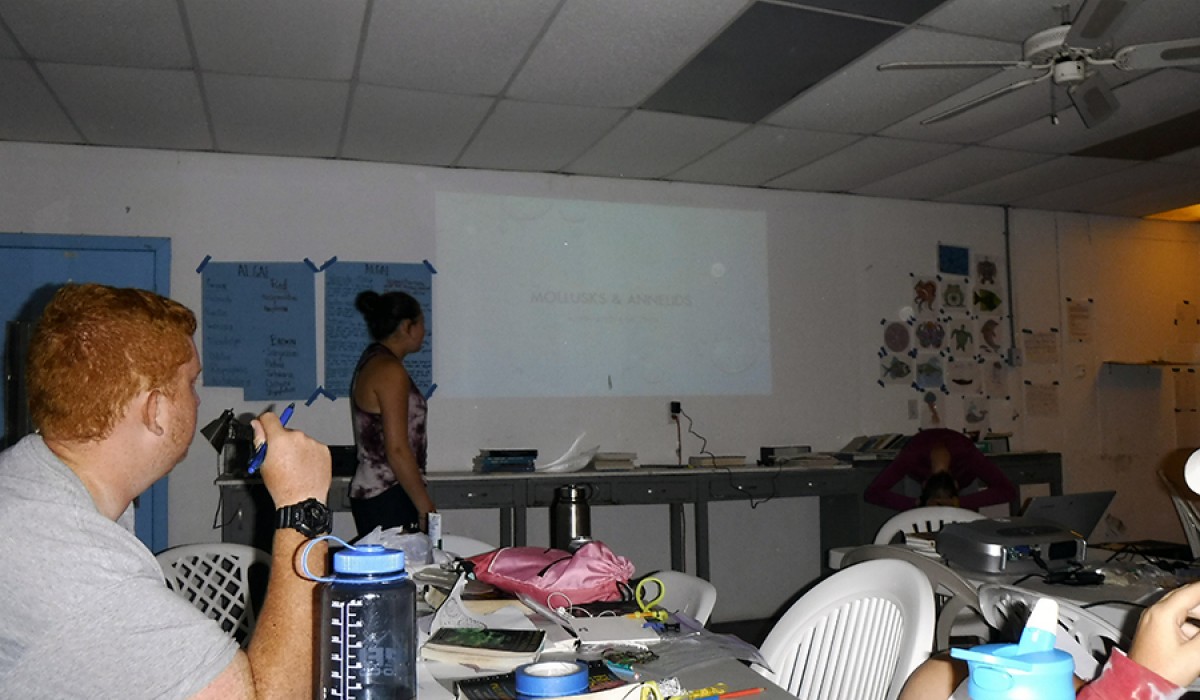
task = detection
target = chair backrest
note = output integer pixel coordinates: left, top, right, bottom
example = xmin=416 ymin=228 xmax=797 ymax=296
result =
xmin=1159 ymin=471 xmax=1200 ymax=558
xmin=977 ymin=583 xmax=1127 ymax=682
xmin=841 ymin=544 xmax=985 ymax=651
xmin=644 ymin=570 xmax=718 ymax=625
xmin=155 ymin=543 xmax=271 ymax=647
xmin=753 ymin=559 xmax=934 ymax=700
xmin=874 ymin=506 xmax=986 ymax=545
xmin=439 ymin=534 xmax=496 ymax=558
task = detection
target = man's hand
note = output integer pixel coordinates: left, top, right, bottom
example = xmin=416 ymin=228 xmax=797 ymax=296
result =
xmin=251 ymin=411 xmax=331 ymax=508
xmin=1128 ymin=581 xmax=1200 ymax=687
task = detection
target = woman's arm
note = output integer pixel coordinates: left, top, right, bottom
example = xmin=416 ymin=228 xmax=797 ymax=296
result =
xmin=954 ymin=450 xmax=1016 ymax=511
xmin=373 ymin=361 xmax=436 ymax=529
xmin=864 ymin=454 xmax=920 ymax=511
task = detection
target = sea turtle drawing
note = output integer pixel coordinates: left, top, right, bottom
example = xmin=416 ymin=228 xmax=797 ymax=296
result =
xmin=974 ymin=288 xmax=1002 ymax=313
xmin=977 ymin=259 xmax=998 ymax=285
xmin=950 ymin=324 xmax=973 ymax=352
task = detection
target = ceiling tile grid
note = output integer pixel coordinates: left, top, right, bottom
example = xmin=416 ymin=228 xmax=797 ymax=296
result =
xmin=1 ymin=0 xmax=1199 ymax=217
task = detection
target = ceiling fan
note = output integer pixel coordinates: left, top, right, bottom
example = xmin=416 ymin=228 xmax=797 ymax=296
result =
xmin=878 ymin=0 xmax=1200 ymax=127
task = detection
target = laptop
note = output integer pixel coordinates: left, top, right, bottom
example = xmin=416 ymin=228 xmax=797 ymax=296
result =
xmin=1021 ymin=490 xmax=1116 ymax=540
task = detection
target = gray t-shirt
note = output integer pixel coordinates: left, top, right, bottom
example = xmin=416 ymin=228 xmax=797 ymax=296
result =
xmin=0 ymin=435 xmax=239 ymax=699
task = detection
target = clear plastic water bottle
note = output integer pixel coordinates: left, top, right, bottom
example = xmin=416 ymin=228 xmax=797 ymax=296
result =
xmin=951 ymin=597 xmax=1075 ymax=700
xmin=311 ymin=541 xmax=416 ymax=700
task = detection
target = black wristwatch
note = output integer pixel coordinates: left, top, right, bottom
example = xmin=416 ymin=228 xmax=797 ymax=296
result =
xmin=276 ymin=498 xmax=332 ymax=537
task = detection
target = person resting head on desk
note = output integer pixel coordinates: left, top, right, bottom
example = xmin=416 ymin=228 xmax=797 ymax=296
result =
xmin=899 ymin=579 xmax=1200 ymax=698
xmin=864 ymin=428 xmax=1016 ymax=512
xmin=0 ymin=283 xmax=333 ymax=699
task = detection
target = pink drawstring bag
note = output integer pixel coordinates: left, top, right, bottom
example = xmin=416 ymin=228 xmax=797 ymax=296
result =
xmin=466 ymin=541 xmax=636 ymax=608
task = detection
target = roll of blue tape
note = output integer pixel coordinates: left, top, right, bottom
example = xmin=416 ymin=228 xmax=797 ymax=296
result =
xmin=515 ymin=661 xmax=589 ymax=698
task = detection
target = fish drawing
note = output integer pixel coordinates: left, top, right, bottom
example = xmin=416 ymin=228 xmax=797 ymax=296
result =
xmin=974 ymin=289 xmax=1002 ymax=312
xmin=881 ymin=357 xmax=911 ymax=380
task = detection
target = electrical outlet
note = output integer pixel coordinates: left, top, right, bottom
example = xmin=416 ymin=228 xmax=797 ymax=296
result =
xmin=669 ymin=400 xmax=681 ymax=417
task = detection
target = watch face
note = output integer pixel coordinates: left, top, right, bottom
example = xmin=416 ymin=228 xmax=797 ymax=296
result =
xmin=301 ymin=500 xmax=332 ymax=533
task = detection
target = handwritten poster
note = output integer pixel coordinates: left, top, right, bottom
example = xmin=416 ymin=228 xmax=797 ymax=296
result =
xmin=201 ymin=262 xmax=317 ymax=400
xmin=324 ymin=261 xmax=434 ymax=398
xmin=1023 ymin=331 xmax=1060 ymax=365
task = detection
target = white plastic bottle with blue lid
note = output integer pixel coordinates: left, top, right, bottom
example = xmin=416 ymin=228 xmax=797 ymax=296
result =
xmin=950 ymin=597 xmax=1075 ymax=700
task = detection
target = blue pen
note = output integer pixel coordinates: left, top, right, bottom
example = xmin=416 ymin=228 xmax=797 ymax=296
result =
xmin=247 ymin=403 xmax=295 ymax=475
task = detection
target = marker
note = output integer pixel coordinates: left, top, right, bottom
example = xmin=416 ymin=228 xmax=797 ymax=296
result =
xmin=246 ymin=403 xmax=295 ymax=475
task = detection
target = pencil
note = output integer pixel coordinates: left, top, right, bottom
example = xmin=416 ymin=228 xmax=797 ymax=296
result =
xmin=719 ymin=688 xmax=764 ymax=699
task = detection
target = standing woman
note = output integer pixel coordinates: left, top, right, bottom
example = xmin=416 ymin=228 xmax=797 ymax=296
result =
xmin=349 ymin=290 xmax=436 ymax=535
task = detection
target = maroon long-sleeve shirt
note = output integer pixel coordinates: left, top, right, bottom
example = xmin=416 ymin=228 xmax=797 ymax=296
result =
xmin=863 ymin=428 xmax=1016 ymax=511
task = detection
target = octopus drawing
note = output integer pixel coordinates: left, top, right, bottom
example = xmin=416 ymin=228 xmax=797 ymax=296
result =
xmin=914 ymin=279 xmax=937 ymax=312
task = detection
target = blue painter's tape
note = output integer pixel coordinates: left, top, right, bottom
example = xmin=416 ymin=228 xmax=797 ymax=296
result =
xmin=514 ymin=661 xmax=588 ymax=698
xmin=307 ymin=386 xmax=337 ymax=404
xmin=303 ymin=258 xmax=320 ymax=272
xmin=423 ymin=259 xmax=438 ymax=274
xmin=425 ymin=383 xmax=437 ymax=400
xmin=321 ymin=256 xmax=338 ymax=271
xmin=196 ymin=254 xmax=212 ymax=273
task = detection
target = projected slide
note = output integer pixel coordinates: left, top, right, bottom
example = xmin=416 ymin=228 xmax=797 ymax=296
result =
xmin=434 ymin=192 xmax=770 ymax=398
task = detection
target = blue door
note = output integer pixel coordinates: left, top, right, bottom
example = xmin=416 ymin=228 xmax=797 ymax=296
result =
xmin=1 ymin=233 xmax=171 ymax=550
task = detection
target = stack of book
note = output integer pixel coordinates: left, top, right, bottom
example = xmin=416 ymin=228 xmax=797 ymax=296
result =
xmin=474 ymin=449 xmax=538 ymax=473
xmin=592 ymin=452 xmax=637 ymax=471
xmin=687 ymin=454 xmax=746 ymax=468
xmin=420 ymin=627 xmax=545 ymax=672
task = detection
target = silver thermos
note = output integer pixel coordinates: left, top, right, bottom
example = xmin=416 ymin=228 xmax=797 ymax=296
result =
xmin=551 ymin=484 xmax=592 ymax=551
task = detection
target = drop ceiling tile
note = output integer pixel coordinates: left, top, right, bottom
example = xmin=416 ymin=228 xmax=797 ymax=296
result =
xmin=643 ymin=2 xmax=901 ymax=123
xmin=937 ymin=155 xmax=1139 ymax=205
xmin=1012 ymin=161 xmax=1200 ymax=214
xmin=342 ymin=85 xmax=492 ymax=165
xmin=768 ymin=136 xmax=960 ymax=192
xmin=360 ymin=0 xmax=559 ymax=95
xmin=671 ymin=125 xmax=859 ymax=186
xmin=565 ymin=110 xmax=745 ymax=179
xmin=1109 ymin=0 xmax=1200 ymax=46
xmin=0 ymin=23 xmax=19 ymax=57
xmin=509 ymin=0 xmax=747 ymax=108
xmin=38 ymin=63 xmax=209 ymax=149
xmin=768 ymin=29 xmax=1019 ymax=134
xmin=917 ymin=0 xmax=1072 ymax=42
xmin=0 ymin=59 xmax=78 ymax=142
xmin=205 ymin=74 xmax=347 ymax=157
xmin=0 ymin=0 xmax=190 ymax=68
xmin=853 ymin=146 xmax=1052 ymax=199
xmin=1094 ymin=168 xmax=1200 ymax=217
xmin=458 ymin=100 xmax=626 ymax=172
xmin=185 ymin=0 xmax=365 ymax=80
xmin=774 ymin=0 xmax=948 ymax=24
xmin=986 ymin=70 xmax=1200 ymax=154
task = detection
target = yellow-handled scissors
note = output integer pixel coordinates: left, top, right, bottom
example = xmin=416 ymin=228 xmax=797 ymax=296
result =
xmin=634 ymin=576 xmax=667 ymax=621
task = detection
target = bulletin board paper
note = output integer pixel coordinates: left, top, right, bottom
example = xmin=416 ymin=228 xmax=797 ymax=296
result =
xmin=200 ymin=262 xmax=317 ymax=400
xmin=324 ymin=261 xmax=434 ymax=398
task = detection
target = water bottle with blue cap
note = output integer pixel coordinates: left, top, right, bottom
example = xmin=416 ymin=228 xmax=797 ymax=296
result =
xmin=951 ymin=597 xmax=1075 ymax=700
xmin=306 ymin=538 xmax=416 ymax=700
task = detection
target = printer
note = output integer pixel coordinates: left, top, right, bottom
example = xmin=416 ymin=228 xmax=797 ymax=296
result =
xmin=936 ymin=517 xmax=1085 ymax=575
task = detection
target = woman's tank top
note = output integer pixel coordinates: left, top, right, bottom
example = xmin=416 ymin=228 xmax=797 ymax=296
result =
xmin=349 ymin=343 xmax=427 ymax=500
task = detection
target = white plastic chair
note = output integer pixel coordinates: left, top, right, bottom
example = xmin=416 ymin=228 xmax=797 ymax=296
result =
xmin=841 ymin=544 xmax=987 ymax=651
xmin=439 ymin=534 xmax=496 ymax=558
xmin=643 ymin=570 xmax=718 ymax=625
xmin=977 ymin=584 xmax=1127 ymax=681
xmin=155 ymin=543 xmax=270 ymax=647
xmin=1159 ymin=471 xmax=1200 ymax=558
xmin=753 ymin=558 xmax=935 ymax=700
xmin=875 ymin=506 xmax=986 ymax=545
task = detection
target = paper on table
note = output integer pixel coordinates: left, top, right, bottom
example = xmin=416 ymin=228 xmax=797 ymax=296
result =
xmin=417 ymin=659 xmax=456 ymax=700
xmin=536 ymin=432 xmax=599 ymax=473
xmin=431 ymin=574 xmax=487 ymax=632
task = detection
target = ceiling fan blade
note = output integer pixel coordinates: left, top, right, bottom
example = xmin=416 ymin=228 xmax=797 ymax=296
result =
xmin=1114 ymin=38 xmax=1200 ymax=70
xmin=1065 ymin=0 xmax=1141 ymax=50
xmin=920 ymin=72 xmax=1053 ymax=125
xmin=1068 ymin=73 xmax=1120 ymax=127
xmin=878 ymin=60 xmax=1034 ymax=71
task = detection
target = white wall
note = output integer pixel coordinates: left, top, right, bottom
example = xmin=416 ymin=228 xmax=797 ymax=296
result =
xmin=2 ymin=141 xmax=1198 ymax=621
